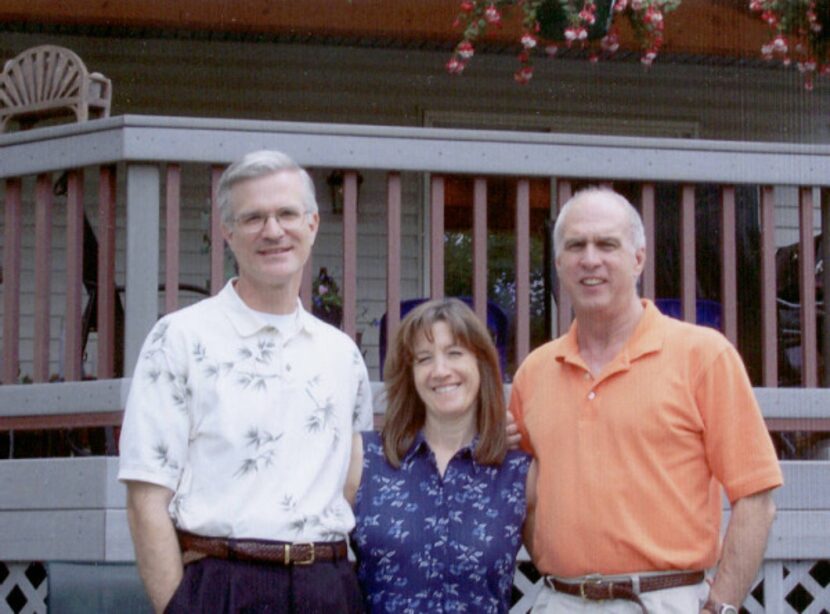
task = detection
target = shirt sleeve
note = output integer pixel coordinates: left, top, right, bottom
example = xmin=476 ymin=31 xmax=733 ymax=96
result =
xmin=695 ymin=343 xmax=783 ymax=503
xmin=117 ymin=318 xmax=192 ymax=491
xmin=351 ymin=348 xmax=374 ymax=432
xmin=508 ymin=370 xmax=535 ymax=456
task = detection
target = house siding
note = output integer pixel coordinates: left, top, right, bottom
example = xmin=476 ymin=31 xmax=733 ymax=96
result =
xmin=0 ymin=30 xmax=827 ymax=379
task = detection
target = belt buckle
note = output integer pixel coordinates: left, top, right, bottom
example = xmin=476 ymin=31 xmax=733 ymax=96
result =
xmin=579 ymin=573 xmax=605 ymax=601
xmin=285 ymin=542 xmax=315 ymax=565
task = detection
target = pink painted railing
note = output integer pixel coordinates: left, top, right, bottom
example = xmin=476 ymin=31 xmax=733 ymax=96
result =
xmin=0 ymin=116 xmax=828 ymax=437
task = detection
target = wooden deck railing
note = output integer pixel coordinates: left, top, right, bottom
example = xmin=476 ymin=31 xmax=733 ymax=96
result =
xmin=1 ymin=115 xmax=829 ymax=419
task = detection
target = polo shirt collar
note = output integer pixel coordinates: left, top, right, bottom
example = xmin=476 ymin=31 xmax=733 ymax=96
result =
xmin=219 ymin=279 xmax=321 ymax=338
xmin=554 ymin=298 xmax=665 ymax=370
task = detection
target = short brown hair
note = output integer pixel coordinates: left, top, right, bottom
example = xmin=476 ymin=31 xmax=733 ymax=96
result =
xmin=381 ymin=298 xmax=506 ymax=467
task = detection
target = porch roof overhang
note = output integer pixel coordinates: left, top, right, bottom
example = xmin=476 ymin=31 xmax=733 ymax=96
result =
xmin=0 ymin=0 xmax=771 ymax=63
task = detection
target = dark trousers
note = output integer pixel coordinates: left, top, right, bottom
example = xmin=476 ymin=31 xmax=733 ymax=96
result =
xmin=164 ymin=557 xmax=365 ymax=613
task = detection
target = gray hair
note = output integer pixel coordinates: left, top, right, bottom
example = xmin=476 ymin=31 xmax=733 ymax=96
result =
xmin=553 ymin=187 xmax=646 ymax=257
xmin=216 ymin=150 xmax=318 ymax=224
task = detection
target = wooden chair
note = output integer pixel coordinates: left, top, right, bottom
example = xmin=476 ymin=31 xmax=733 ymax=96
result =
xmin=0 ymin=44 xmax=112 ymax=132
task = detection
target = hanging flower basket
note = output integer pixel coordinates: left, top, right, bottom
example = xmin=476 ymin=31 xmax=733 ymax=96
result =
xmin=447 ymin=0 xmax=682 ymax=83
xmin=750 ymin=0 xmax=829 ymax=90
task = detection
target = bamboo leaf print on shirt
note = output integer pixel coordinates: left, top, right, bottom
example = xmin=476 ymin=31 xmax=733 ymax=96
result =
xmin=235 ymin=427 xmax=283 ymax=477
xmin=153 ymin=443 xmax=180 ymax=471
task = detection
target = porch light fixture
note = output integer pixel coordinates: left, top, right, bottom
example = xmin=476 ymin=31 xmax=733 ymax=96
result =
xmin=326 ymin=170 xmax=363 ymax=215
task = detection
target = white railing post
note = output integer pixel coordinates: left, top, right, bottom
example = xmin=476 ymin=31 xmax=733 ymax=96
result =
xmin=124 ymin=163 xmax=161 ymax=376
xmin=763 ymin=560 xmax=784 ymax=614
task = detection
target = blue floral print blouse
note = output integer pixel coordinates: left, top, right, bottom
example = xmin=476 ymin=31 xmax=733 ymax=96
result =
xmin=352 ymin=430 xmax=532 ymax=613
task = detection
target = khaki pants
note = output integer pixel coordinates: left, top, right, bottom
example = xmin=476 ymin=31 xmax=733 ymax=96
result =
xmin=531 ymin=579 xmax=709 ymax=613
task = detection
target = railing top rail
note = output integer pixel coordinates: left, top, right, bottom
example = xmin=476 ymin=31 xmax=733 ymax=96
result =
xmin=2 ymin=379 xmax=829 ymax=421
xmin=2 ymin=114 xmax=830 ymax=184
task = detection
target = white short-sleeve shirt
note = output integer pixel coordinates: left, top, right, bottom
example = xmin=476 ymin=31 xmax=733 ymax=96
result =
xmin=118 ymin=280 xmax=374 ymax=542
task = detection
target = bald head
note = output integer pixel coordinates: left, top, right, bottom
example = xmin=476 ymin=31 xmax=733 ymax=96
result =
xmin=553 ymin=188 xmax=646 ymax=257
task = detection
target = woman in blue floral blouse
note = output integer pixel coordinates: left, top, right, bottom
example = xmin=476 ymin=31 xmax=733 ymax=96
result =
xmin=345 ymin=298 xmax=538 ymax=613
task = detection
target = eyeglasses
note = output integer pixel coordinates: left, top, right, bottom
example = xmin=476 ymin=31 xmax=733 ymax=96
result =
xmin=232 ymin=208 xmax=309 ymax=234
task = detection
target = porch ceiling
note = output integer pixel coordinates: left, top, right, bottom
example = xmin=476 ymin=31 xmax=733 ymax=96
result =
xmin=0 ymin=0 xmax=771 ymax=61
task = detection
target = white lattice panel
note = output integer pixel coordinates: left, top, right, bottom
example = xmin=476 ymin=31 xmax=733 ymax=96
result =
xmin=1 ymin=558 xmax=828 ymax=613
xmin=780 ymin=561 xmax=830 ymax=614
xmin=0 ymin=563 xmax=46 ymax=614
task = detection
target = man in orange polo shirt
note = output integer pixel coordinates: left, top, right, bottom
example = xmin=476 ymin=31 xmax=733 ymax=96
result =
xmin=510 ymin=188 xmax=782 ymax=613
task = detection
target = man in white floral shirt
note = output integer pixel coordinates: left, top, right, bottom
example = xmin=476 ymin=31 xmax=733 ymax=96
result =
xmin=118 ymin=150 xmax=373 ymax=613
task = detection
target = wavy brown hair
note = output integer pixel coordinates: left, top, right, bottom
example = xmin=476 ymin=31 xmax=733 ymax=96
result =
xmin=381 ymin=298 xmax=506 ymax=468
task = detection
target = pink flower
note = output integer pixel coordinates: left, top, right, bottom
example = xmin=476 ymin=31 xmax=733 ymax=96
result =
xmin=799 ymin=59 xmax=817 ymax=73
xmin=446 ymin=57 xmax=466 ymax=74
xmin=644 ymin=6 xmax=663 ymax=25
xmin=521 ymin=33 xmax=538 ymax=49
xmin=614 ymin=0 xmax=628 ymax=11
xmin=484 ymin=5 xmax=501 ymax=24
xmin=514 ymin=65 xmax=533 ymax=84
xmin=579 ymin=8 xmax=597 ymax=25
xmin=457 ymin=40 xmax=475 ymax=59
xmin=545 ymin=44 xmax=559 ymax=56
xmin=459 ymin=0 xmax=474 ymax=12
xmin=761 ymin=10 xmax=778 ymax=26
xmin=772 ymin=34 xmax=787 ymax=54
xmin=601 ymin=31 xmax=620 ymax=52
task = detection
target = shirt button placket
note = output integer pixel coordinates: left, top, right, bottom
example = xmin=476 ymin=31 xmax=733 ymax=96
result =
xmin=435 ymin=474 xmax=447 ymax=609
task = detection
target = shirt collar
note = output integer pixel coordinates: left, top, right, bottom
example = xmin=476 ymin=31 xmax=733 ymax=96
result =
xmin=402 ymin=429 xmax=482 ymax=474
xmin=554 ymin=298 xmax=665 ymax=369
xmin=218 ymin=279 xmax=321 ymax=338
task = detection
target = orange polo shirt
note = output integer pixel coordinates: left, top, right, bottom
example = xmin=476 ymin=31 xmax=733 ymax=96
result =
xmin=510 ymin=300 xmax=782 ymax=578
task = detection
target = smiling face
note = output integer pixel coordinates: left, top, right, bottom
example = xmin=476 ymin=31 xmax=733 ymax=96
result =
xmin=412 ymin=321 xmax=481 ymax=424
xmin=222 ymin=170 xmax=319 ymax=309
xmin=555 ymin=193 xmax=646 ymax=319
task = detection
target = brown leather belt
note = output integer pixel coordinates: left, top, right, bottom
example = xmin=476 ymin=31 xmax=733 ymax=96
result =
xmin=547 ymin=570 xmax=705 ymax=613
xmin=176 ymin=530 xmax=348 ymax=566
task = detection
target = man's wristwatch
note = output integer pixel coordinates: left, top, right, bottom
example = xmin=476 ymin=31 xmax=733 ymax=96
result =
xmin=702 ymin=599 xmax=739 ymax=614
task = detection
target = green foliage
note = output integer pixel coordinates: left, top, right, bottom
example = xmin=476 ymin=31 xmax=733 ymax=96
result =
xmin=444 ymin=230 xmax=549 ymax=361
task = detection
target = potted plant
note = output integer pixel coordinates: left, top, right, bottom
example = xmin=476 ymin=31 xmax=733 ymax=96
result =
xmin=447 ymin=0 xmax=682 ymax=84
xmin=750 ymin=0 xmax=829 ymax=90
xmin=312 ymin=267 xmax=344 ymax=327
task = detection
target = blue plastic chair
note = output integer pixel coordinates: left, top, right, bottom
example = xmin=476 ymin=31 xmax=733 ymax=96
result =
xmin=654 ymin=298 xmax=722 ymax=331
